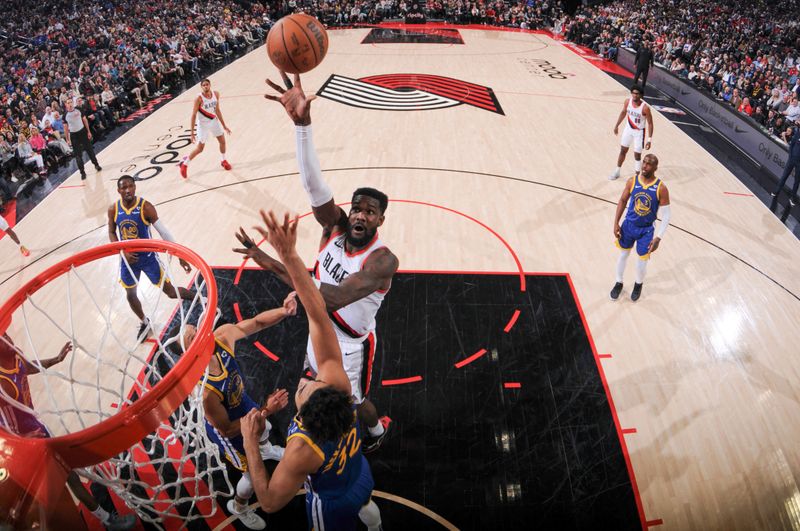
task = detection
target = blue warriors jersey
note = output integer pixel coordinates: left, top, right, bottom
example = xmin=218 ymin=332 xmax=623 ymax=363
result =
xmin=115 ymin=197 xmax=154 ymax=256
xmin=624 ymin=174 xmax=663 ymax=227
xmin=287 ymin=407 xmax=364 ymax=499
xmin=203 ymin=338 xmax=258 ymax=471
xmin=204 ymin=339 xmax=254 ymax=422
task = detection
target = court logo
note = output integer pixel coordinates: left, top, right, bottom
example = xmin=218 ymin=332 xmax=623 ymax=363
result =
xmin=517 ymin=58 xmax=570 ymax=79
xmin=317 ymin=74 xmax=504 ymax=115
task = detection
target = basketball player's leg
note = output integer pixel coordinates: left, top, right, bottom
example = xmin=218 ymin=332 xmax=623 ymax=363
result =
xmin=632 ymin=132 xmax=644 ymax=173
xmin=610 ymin=221 xmax=635 ymax=300
xmin=610 ymin=131 xmax=631 ymax=179
xmin=66 ymin=472 xmax=135 ymax=529
xmin=120 ymin=258 xmax=146 ymax=320
xmin=630 ymin=227 xmax=654 ymax=301
xmin=216 ymin=131 xmax=231 ymax=170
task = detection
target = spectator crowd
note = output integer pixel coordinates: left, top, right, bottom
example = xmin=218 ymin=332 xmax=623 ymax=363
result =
xmin=2 ymin=0 xmax=799 ymax=210
xmin=560 ymin=0 xmax=800 ymax=144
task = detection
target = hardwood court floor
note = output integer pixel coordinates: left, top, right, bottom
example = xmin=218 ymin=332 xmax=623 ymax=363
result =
xmin=1 ymin=26 xmax=800 ymax=530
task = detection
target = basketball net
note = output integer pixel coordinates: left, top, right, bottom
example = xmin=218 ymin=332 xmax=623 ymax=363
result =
xmin=0 ymin=241 xmax=233 ymax=528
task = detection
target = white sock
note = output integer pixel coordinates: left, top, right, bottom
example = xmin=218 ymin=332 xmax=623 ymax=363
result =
xmin=236 ymin=473 xmax=254 ymax=502
xmin=221 ymin=152 xmax=227 ymax=162
xmin=367 ymin=421 xmax=385 ymax=438
xmin=182 ymin=155 xmax=189 ymax=166
xmin=635 ymin=257 xmax=648 ymax=283
xmin=91 ymin=506 xmax=110 ymax=523
xmin=612 ymin=166 xmax=621 ymax=176
xmin=616 ymin=249 xmax=630 ymax=283
xmin=634 ymin=159 xmax=642 ymax=172
xmin=358 ymin=500 xmax=382 ymax=531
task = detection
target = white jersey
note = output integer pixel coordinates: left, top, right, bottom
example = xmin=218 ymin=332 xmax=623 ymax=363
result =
xmin=196 ymin=92 xmax=218 ymax=123
xmin=314 ymin=230 xmax=389 ymax=343
xmin=624 ymin=98 xmax=647 ymax=132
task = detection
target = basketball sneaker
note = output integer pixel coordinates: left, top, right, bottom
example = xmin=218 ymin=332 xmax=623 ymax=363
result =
xmin=19 ymin=245 xmax=30 ymax=257
xmin=227 ymin=499 xmax=266 ymax=530
xmin=178 ymin=161 xmax=188 ymax=179
xmin=105 ymin=512 xmax=136 ymax=530
xmin=136 ymin=318 xmax=152 ymax=343
xmin=221 ymin=160 xmax=232 ymax=171
xmin=608 ymin=168 xmax=621 ymax=180
xmin=631 ymin=282 xmax=643 ymax=302
xmin=363 ymin=416 xmax=392 ymax=454
xmin=609 ymin=282 xmax=623 ymax=301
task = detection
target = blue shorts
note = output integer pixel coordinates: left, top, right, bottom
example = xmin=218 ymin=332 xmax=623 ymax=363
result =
xmin=617 ymin=220 xmax=655 ymax=259
xmin=305 ymin=455 xmax=374 ymax=531
xmin=119 ymin=252 xmax=165 ymax=288
xmin=205 ymin=395 xmax=258 ymax=472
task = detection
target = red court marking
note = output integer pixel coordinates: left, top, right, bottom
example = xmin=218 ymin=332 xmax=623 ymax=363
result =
xmin=233 ymin=302 xmax=243 ymax=322
xmin=58 ymin=184 xmax=86 ymax=189
xmin=565 ymin=273 xmax=650 ymax=530
xmin=646 ymin=519 xmax=664 ymax=527
xmin=622 ymin=428 xmax=638 ymax=434
xmin=723 ymin=191 xmax=754 ymax=197
xmin=503 ymin=309 xmax=521 ymax=332
xmin=382 ymin=375 xmax=423 ymax=386
xmin=254 ymin=340 xmax=279 ymax=361
xmin=454 ymin=348 xmax=488 ymax=369
xmin=599 ymin=354 xmax=613 ymax=359
xmin=503 ymin=382 xmax=521 ymax=389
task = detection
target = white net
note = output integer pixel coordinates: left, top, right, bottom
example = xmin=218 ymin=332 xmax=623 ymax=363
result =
xmin=0 ymin=244 xmax=233 ymax=528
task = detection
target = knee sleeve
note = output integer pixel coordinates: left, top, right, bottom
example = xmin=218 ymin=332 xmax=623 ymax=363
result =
xmin=358 ymin=499 xmax=382 ymax=530
xmin=236 ymin=472 xmax=254 ymax=501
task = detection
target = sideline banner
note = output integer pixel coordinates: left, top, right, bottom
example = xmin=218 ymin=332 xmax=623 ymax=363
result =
xmin=618 ymin=47 xmax=790 ymax=182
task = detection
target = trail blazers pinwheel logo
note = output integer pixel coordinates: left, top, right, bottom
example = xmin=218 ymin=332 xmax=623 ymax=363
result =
xmin=317 ymin=73 xmax=504 ymax=115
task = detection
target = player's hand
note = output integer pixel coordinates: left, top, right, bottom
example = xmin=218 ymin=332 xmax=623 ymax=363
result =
xmin=123 ymin=251 xmax=139 ymax=265
xmin=263 ymin=388 xmax=289 ymax=416
xmin=283 ymin=291 xmax=297 ymax=316
xmin=190 ymin=132 xmax=196 ymax=144
xmin=56 ymin=341 xmax=73 ymax=363
xmin=645 ymin=140 xmax=651 ymax=150
xmin=233 ymin=226 xmax=273 ymax=265
xmin=240 ymin=408 xmax=267 ymax=444
xmin=613 ymin=223 xmax=622 ymax=239
xmin=255 ymin=210 xmax=298 ymax=259
xmin=647 ymin=236 xmax=661 ymax=254
xmin=613 ymin=126 xmax=619 ymax=135
xmin=264 ymin=72 xmax=316 ymax=126
xmin=179 ymin=258 xmax=192 ymax=273
xmin=87 ymin=131 xmax=92 ymax=141
xmin=224 ymin=126 xmax=232 ymax=135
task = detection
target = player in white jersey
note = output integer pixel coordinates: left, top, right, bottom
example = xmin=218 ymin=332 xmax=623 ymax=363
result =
xmin=609 ymin=85 xmax=654 ymax=180
xmin=236 ymin=73 xmax=399 ymax=453
xmin=179 ymin=78 xmax=232 ymax=178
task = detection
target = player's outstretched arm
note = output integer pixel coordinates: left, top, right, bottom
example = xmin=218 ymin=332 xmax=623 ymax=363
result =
xmin=233 ymin=226 xmax=295 ymax=287
xmin=258 ymin=209 xmax=350 ymax=395
xmin=143 ymin=201 xmax=191 ymax=273
xmin=264 ymin=73 xmax=346 ymax=236
xmin=25 ymin=342 xmax=72 ymax=374
xmin=216 ymin=291 xmax=297 ymax=345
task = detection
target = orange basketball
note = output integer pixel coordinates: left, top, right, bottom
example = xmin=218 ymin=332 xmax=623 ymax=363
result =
xmin=266 ymin=14 xmax=329 ymax=74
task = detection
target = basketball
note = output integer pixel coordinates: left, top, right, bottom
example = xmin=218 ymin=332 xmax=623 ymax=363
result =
xmin=266 ymin=14 xmax=329 ymax=74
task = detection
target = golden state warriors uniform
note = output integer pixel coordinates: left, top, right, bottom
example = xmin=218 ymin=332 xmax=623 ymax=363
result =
xmin=204 ymin=339 xmax=259 ymax=471
xmin=308 ymin=230 xmax=389 ymax=404
xmin=287 ymin=408 xmax=374 ymax=530
xmin=0 ymin=338 xmax=49 ymax=438
xmin=114 ymin=197 xmax=164 ymax=288
xmin=617 ymin=174 xmax=663 ymax=260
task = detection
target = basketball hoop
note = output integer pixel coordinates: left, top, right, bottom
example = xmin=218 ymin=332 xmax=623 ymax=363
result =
xmin=0 ymin=240 xmax=233 ymax=528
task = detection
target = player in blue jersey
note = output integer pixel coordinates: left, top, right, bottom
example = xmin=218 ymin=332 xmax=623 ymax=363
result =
xmin=107 ymin=175 xmax=194 ymax=341
xmin=239 ymin=211 xmax=383 ymax=531
xmin=610 ymin=154 xmax=672 ymax=301
xmin=0 ymin=319 xmax=135 ymax=530
xmin=177 ymin=291 xmax=297 ymax=530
